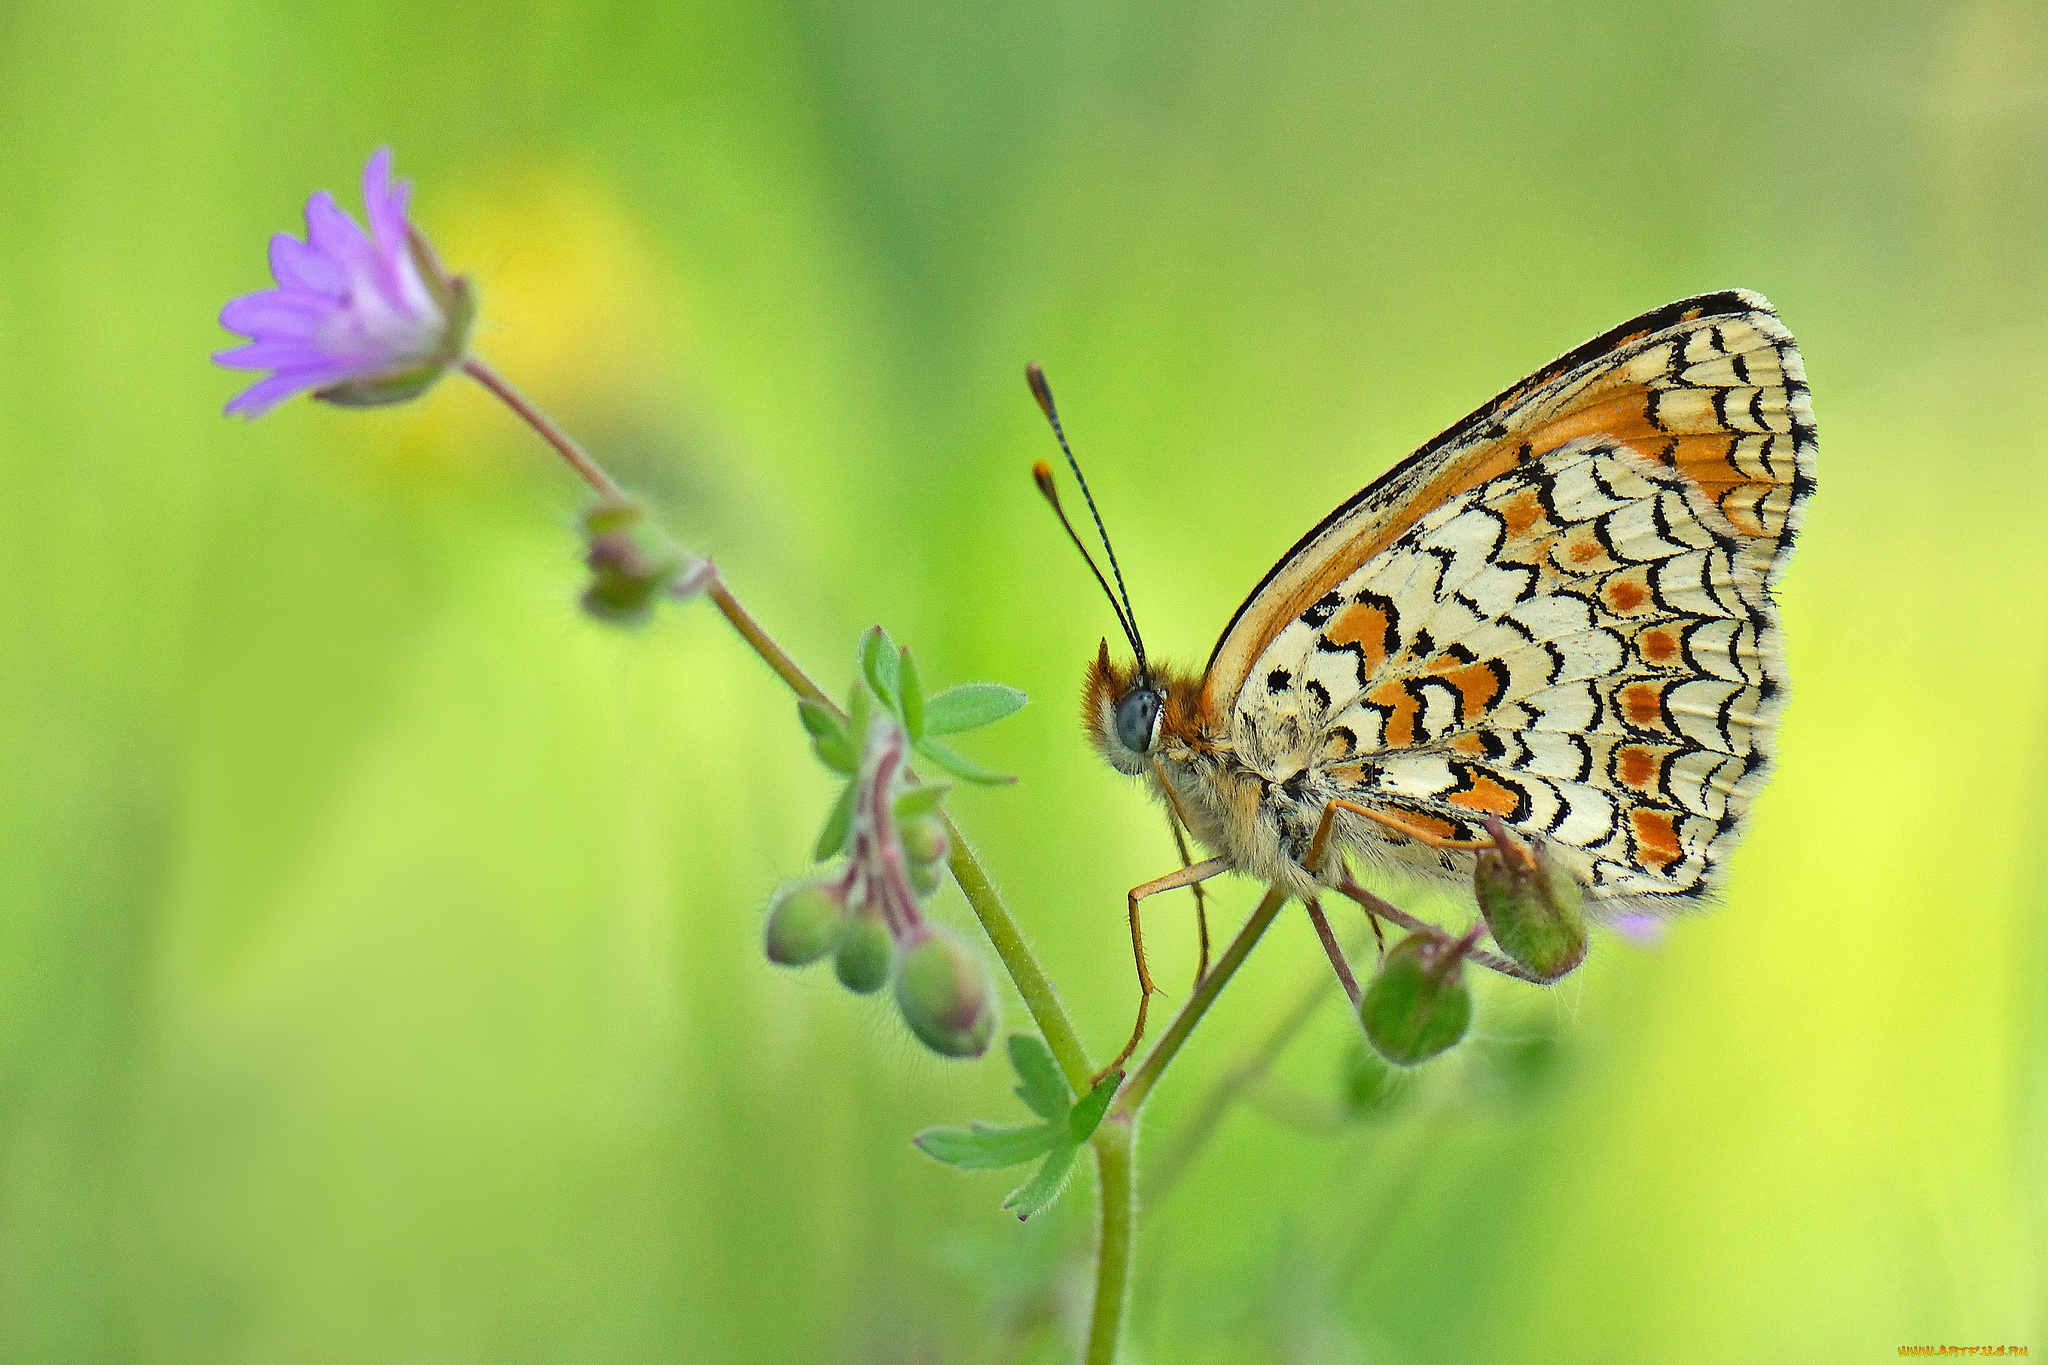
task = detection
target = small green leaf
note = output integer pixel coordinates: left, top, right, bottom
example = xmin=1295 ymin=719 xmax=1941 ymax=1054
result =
xmin=799 ymin=700 xmax=855 ymax=774
xmin=1067 ymin=1071 xmax=1121 ymax=1143
xmin=899 ymin=649 xmax=925 ymax=740
xmin=923 ymin=683 xmax=1028 ymax=735
xmin=814 ymin=782 xmax=855 ymax=860
xmin=846 ymin=681 xmax=876 ymax=755
xmin=859 ymin=627 xmax=900 ymax=712
xmin=1008 ymin=1035 xmax=1071 ymax=1121
xmin=916 ymin=737 xmax=1016 ymax=786
xmin=893 ymin=785 xmax=950 ymax=819
xmin=913 ymin=1120 xmax=1063 ymax=1170
xmin=1003 ymin=1142 xmax=1081 ymax=1220
xmin=798 ymin=698 xmax=845 ymax=742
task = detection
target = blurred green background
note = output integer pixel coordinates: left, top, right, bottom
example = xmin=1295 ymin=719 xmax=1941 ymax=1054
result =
xmin=1 ymin=0 xmax=2042 ymax=1360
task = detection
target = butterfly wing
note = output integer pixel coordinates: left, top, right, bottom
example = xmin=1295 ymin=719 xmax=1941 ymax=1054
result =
xmin=1201 ymin=290 xmax=1814 ymax=722
xmin=1213 ymin=291 xmax=1815 ymax=907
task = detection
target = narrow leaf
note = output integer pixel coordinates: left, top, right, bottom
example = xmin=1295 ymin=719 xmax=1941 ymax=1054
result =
xmin=800 ymin=700 xmax=856 ymax=774
xmin=859 ymin=627 xmax=899 ymax=712
xmin=850 ymin=682 xmax=884 ymax=755
xmin=1003 ymin=1142 xmax=1081 ymax=1220
xmin=893 ymin=785 xmax=951 ymax=819
xmin=916 ymin=737 xmax=1016 ymax=787
xmin=899 ymin=649 xmax=925 ymax=740
xmin=796 ymin=698 xmax=844 ymax=742
xmin=814 ymin=782 xmax=855 ymax=860
xmin=913 ymin=1120 xmax=1063 ymax=1170
xmin=1067 ymin=1071 xmax=1121 ymax=1143
xmin=923 ymin=683 xmax=1028 ymax=736
xmin=1008 ymin=1034 xmax=1071 ymax=1121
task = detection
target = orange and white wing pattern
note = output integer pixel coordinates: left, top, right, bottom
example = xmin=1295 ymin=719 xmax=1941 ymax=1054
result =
xmin=1213 ymin=291 xmax=1814 ymax=907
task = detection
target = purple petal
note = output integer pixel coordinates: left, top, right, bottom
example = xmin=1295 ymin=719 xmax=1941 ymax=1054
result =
xmin=219 ymin=289 xmax=335 ymax=340
xmin=361 ymin=146 xmax=413 ymax=257
xmin=302 ymin=191 xmax=376 ymax=276
xmin=223 ymin=374 xmax=311 ymax=418
xmin=212 ymin=338 xmax=332 ymax=371
xmin=268 ymin=232 xmax=345 ymax=296
xmin=223 ymin=372 xmax=318 ymax=419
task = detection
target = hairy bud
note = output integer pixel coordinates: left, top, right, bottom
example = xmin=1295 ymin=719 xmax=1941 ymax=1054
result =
xmin=1473 ymin=818 xmax=1588 ymax=983
xmin=834 ymin=904 xmax=894 ymax=995
xmin=763 ymin=879 xmax=850 ymax=967
xmin=897 ymin=812 xmax=948 ymax=867
xmin=894 ymin=928 xmax=996 ymax=1059
xmin=1360 ymin=930 xmax=1474 ymax=1067
xmin=580 ymin=500 xmax=692 ymax=624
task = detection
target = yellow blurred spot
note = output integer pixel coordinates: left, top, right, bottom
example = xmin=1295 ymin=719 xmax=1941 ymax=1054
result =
xmin=353 ymin=159 xmax=681 ymax=485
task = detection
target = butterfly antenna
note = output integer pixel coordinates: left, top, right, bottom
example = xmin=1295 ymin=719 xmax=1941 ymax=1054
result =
xmin=1025 ymin=363 xmax=1150 ymax=679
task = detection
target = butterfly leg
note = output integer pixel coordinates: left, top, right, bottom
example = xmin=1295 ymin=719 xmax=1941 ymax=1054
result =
xmin=1306 ymin=797 xmax=1528 ymax=981
xmin=1331 ymin=874 xmax=1546 ymax=986
xmin=1152 ymin=763 xmax=1216 ymax=989
xmin=1166 ymin=817 xmax=1214 ymax=988
xmin=1094 ymin=856 xmax=1232 ymax=1087
xmin=1302 ymin=897 xmax=1362 ymax=1010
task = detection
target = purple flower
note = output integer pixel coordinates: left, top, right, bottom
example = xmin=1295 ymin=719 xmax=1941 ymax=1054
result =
xmin=215 ymin=148 xmax=473 ymax=419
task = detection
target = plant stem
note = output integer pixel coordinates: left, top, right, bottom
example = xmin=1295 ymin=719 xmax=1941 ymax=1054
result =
xmin=703 ymin=578 xmax=835 ymax=711
xmin=1083 ymin=1116 xmax=1135 ymax=1365
xmin=1076 ymin=884 xmax=1291 ymax=1365
xmin=944 ymin=816 xmax=1094 ymax=1091
xmin=468 ymin=355 xmax=1256 ymax=1361
xmin=469 ymin=351 xmax=1096 ymax=1090
xmin=463 ymin=357 xmax=624 ymax=501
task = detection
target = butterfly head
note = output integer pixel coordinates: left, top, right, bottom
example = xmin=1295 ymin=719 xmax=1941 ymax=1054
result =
xmin=1082 ymin=641 xmax=1163 ymax=775
xmin=1082 ymin=641 xmax=1203 ymax=776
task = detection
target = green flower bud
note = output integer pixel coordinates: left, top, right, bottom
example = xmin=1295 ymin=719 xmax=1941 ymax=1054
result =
xmin=1473 ymin=821 xmax=1588 ymax=983
xmin=898 ymin=812 xmax=948 ymax=867
xmin=907 ymin=858 xmax=943 ymax=898
xmin=834 ymin=904 xmax=894 ymax=995
xmin=1360 ymin=931 xmax=1474 ymax=1067
xmin=894 ymin=929 xmax=996 ymax=1059
xmin=762 ymin=879 xmax=850 ymax=967
xmin=580 ymin=499 xmax=687 ymax=625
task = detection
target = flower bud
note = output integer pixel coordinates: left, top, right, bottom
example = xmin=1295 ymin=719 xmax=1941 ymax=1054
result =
xmin=894 ymin=928 xmax=996 ymax=1059
xmin=897 ymin=812 xmax=948 ymax=867
xmin=1473 ymin=820 xmax=1587 ymax=983
xmin=833 ymin=904 xmax=894 ymax=995
xmin=907 ymin=859 xmax=943 ymax=898
xmin=1360 ymin=931 xmax=1474 ymax=1067
xmin=763 ymin=879 xmax=849 ymax=967
xmin=580 ymin=500 xmax=688 ymax=625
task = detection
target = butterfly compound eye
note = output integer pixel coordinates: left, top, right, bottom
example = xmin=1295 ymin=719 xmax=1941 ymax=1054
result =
xmin=1113 ymin=688 xmax=1163 ymax=755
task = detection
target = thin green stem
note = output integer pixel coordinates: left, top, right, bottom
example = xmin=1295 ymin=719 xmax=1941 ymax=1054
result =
xmin=944 ymin=816 xmax=1093 ymax=1091
xmin=463 ymin=357 xmax=624 ymax=501
xmin=468 ymin=355 xmax=1232 ymax=1363
xmin=1077 ymin=883 xmax=1291 ymax=1365
xmin=704 ymin=578 xmax=835 ymax=711
xmin=1083 ymin=1116 xmax=1135 ymax=1365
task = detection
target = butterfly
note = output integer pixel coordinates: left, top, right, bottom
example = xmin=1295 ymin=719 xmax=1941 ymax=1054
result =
xmin=1030 ymin=290 xmax=1815 ymax=1073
